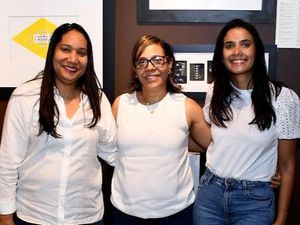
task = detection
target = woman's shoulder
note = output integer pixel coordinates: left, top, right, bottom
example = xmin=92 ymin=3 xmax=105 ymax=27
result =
xmin=169 ymin=92 xmax=186 ymax=101
xmin=7 ymin=79 xmax=41 ymax=112
xmin=275 ymin=86 xmax=299 ymax=106
xmin=273 ymin=86 xmax=300 ymax=138
xmin=113 ymin=92 xmax=135 ymax=108
xmin=116 ymin=92 xmax=135 ymax=102
xmin=12 ymin=78 xmax=41 ymax=97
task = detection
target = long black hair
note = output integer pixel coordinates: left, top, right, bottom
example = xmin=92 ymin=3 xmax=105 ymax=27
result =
xmin=128 ymin=35 xmax=181 ymax=93
xmin=37 ymin=23 xmax=102 ymax=138
xmin=210 ymin=19 xmax=282 ymax=130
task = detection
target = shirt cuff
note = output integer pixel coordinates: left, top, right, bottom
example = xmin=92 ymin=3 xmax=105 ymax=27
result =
xmin=0 ymin=200 xmax=16 ymax=214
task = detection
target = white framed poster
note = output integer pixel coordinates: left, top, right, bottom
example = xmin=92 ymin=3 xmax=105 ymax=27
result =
xmin=137 ymin=0 xmax=275 ymax=23
xmin=149 ymin=0 xmax=263 ymax=11
xmin=0 ymin=0 xmax=103 ymax=87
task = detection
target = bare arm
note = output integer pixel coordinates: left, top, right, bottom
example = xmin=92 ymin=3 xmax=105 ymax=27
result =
xmin=188 ymin=135 xmax=206 ymax=153
xmin=273 ymin=139 xmax=297 ymax=225
xmin=185 ymin=98 xmax=211 ymax=149
xmin=0 ymin=214 xmax=14 ymax=225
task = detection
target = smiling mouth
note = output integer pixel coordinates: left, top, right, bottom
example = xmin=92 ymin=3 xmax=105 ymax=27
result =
xmin=230 ymin=58 xmax=247 ymax=64
xmin=144 ymin=74 xmax=159 ymax=81
xmin=64 ymin=65 xmax=79 ymax=72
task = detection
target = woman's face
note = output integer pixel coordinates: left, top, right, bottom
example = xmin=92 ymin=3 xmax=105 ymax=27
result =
xmin=222 ymin=27 xmax=256 ymax=80
xmin=134 ymin=43 xmax=172 ymax=91
xmin=53 ymin=30 xmax=88 ymax=87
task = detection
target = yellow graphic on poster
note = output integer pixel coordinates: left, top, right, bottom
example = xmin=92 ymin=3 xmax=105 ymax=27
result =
xmin=13 ymin=18 xmax=57 ymax=59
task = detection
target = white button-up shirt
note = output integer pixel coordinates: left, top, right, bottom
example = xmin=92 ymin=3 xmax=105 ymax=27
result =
xmin=0 ymin=79 xmax=117 ymax=225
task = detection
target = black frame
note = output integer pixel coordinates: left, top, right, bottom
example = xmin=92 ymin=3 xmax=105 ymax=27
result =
xmin=103 ymin=0 xmax=115 ymax=102
xmin=137 ymin=0 xmax=276 ymax=24
xmin=0 ymin=0 xmax=115 ymax=102
xmin=173 ymin=44 xmax=277 ymax=102
xmin=0 ymin=88 xmax=13 ymax=100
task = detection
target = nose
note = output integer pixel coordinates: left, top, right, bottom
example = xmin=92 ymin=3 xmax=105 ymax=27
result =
xmin=145 ymin=60 xmax=156 ymax=70
xmin=67 ymin=51 xmax=79 ymax=63
xmin=233 ymin=45 xmax=242 ymax=55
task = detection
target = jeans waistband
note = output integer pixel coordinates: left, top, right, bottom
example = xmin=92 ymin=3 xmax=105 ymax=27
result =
xmin=204 ymin=168 xmax=267 ymax=188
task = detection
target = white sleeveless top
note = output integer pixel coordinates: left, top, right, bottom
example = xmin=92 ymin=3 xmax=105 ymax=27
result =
xmin=111 ymin=92 xmax=195 ymax=218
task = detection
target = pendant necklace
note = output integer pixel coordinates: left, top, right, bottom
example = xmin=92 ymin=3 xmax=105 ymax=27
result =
xmin=145 ymin=102 xmax=157 ymax=114
xmin=138 ymin=91 xmax=167 ymax=114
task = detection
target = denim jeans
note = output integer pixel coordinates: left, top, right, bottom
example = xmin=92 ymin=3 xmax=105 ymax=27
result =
xmin=193 ymin=169 xmax=275 ymax=225
xmin=111 ymin=204 xmax=193 ymax=225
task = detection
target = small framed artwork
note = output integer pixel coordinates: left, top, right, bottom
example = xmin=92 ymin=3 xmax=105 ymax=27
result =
xmin=137 ymin=0 xmax=276 ymax=24
xmin=173 ymin=44 xmax=277 ymax=102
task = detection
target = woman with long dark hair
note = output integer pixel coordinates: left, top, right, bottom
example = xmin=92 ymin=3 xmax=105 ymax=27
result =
xmin=193 ymin=19 xmax=299 ymax=225
xmin=0 ymin=23 xmax=117 ymax=225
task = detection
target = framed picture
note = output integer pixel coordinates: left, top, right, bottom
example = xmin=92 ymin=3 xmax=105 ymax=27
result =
xmin=137 ymin=0 xmax=276 ymax=24
xmin=173 ymin=44 xmax=277 ymax=102
xmin=0 ymin=0 xmax=115 ymax=102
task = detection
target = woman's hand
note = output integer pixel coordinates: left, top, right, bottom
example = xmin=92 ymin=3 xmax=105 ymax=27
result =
xmin=270 ymin=170 xmax=282 ymax=188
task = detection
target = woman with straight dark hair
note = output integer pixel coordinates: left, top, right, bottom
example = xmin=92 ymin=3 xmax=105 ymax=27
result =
xmin=0 ymin=23 xmax=117 ymax=225
xmin=193 ymin=18 xmax=299 ymax=225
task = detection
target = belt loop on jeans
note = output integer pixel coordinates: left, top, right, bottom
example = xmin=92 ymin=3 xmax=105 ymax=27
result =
xmin=205 ymin=168 xmax=215 ymax=184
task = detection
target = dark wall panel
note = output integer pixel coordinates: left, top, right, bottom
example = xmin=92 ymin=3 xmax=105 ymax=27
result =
xmin=277 ymin=49 xmax=300 ymax=95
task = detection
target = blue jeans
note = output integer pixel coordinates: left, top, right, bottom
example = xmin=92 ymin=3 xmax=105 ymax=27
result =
xmin=112 ymin=204 xmax=193 ymax=225
xmin=193 ymin=169 xmax=275 ymax=225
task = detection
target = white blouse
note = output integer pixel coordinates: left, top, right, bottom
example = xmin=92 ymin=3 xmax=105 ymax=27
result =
xmin=204 ymin=83 xmax=300 ymax=181
xmin=0 ymin=79 xmax=117 ymax=225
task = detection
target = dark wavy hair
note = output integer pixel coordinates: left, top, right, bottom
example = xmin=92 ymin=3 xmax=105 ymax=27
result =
xmin=36 ymin=23 xmax=102 ymax=138
xmin=128 ymin=35 xmax=181 ymax=93
xmin=210 ymin=18 xmax=282 ymax=130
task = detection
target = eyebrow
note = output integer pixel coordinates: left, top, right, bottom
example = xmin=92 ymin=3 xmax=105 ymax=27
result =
xmin=59 ymin=44 xmax=87 ymax=50
xmin=225 ymin=39 xmax=253 ymax=43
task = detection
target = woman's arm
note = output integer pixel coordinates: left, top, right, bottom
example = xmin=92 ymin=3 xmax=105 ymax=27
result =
xmin=0 ymin=95 xmax=29 ymax=216
xmin=188 ymin=135 xmax=206 ymax=153
xmin=97 ymin=93 xmax=118 ymax=166
xmin=273 ymin=139 xmax=297 ymax=225
xmin=185 ymin=98 xmax=211 ymax=149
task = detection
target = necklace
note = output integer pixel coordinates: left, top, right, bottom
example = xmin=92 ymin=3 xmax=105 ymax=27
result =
xmin=145 ymin=102 xmax=157 ymax=114
xmin=138 ymin=91 xmax=167 ymax=114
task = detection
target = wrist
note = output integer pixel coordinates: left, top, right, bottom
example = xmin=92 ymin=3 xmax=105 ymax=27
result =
xmin=275 ymin=211 xmax=288 ymax=225
xmin=0 ymin=213 xmax=14 ymax=225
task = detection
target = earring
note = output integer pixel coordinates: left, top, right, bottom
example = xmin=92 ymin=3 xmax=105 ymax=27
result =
xmin=135 ymin=75 xmax=138 ymax=78
xmin=168 ymin=70 xmax=172 ymax=75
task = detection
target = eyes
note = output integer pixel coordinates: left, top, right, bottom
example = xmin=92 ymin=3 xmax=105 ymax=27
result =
xmin=224 ymin=40 xmax=253 ymax=50
xmin=135 ymin=55 xmax=169 ymax=69
xmin=59 ymin=45 xmax=87 ymax=57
